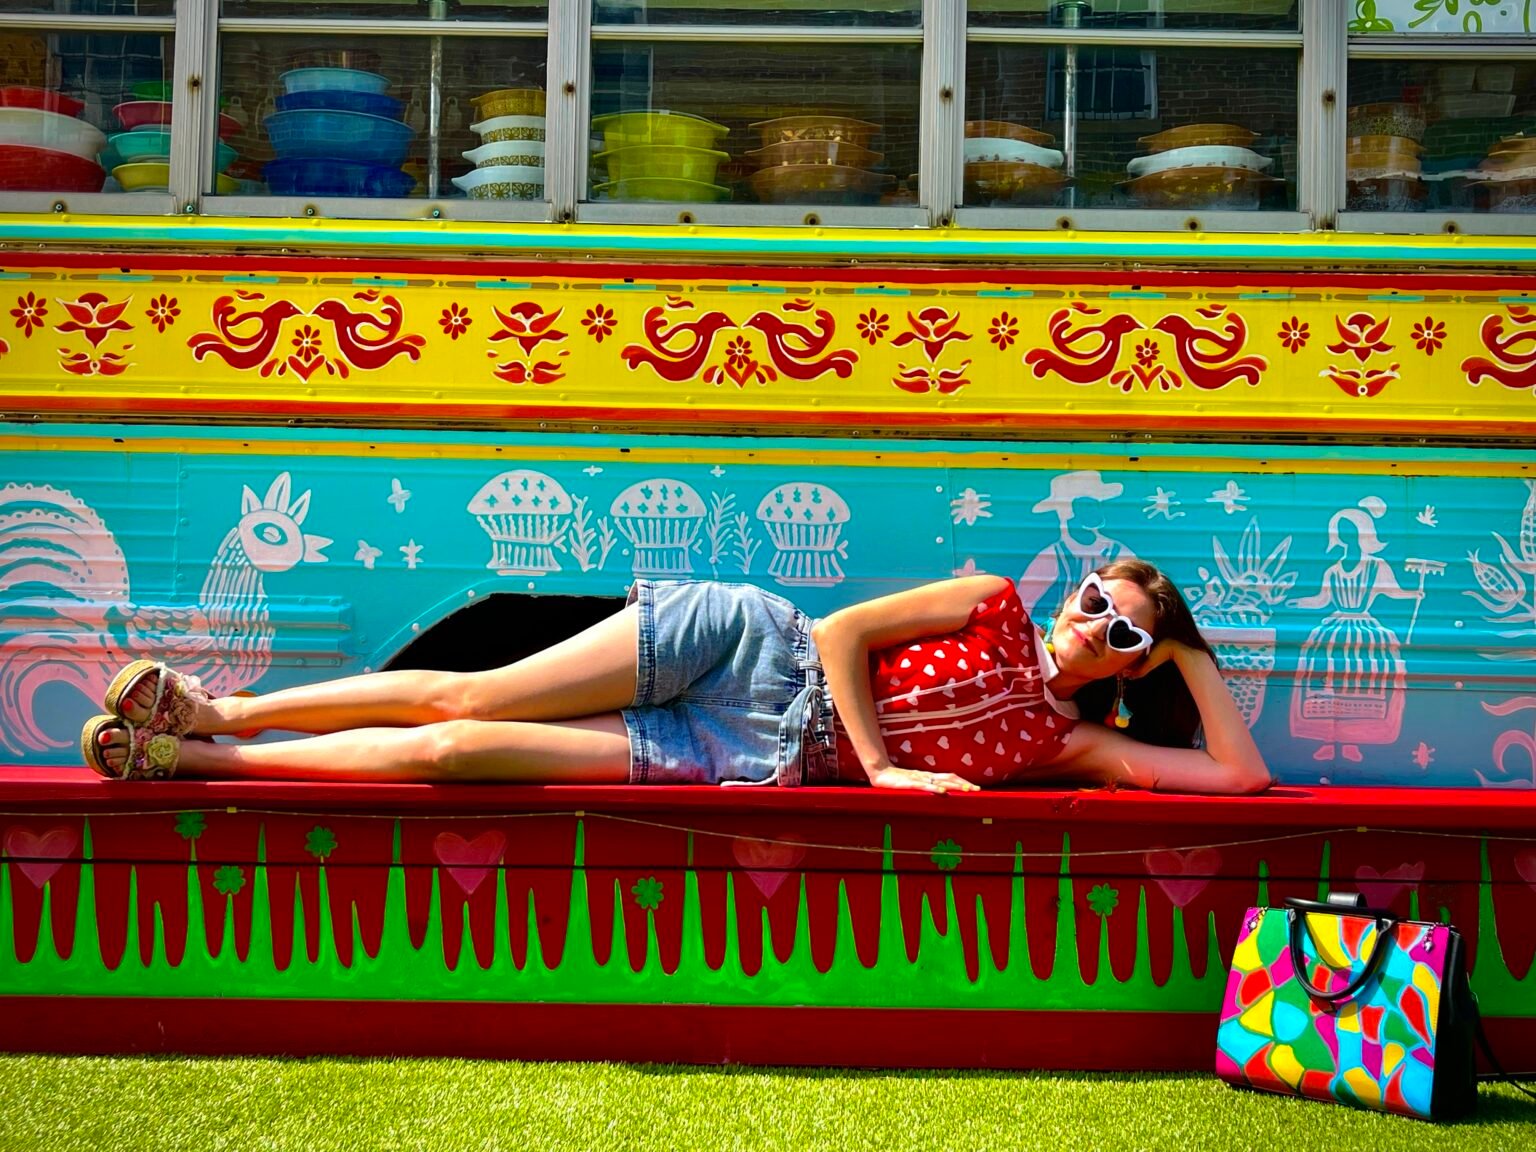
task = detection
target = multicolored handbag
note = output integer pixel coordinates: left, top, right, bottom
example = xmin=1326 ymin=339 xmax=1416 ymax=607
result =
xmin=1216 ymin=894 xmax=1480 ymax=1121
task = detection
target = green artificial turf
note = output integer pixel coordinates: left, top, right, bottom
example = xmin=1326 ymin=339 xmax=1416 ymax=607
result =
xmin=0 ymin=1057 xmax=1532 ymax=1152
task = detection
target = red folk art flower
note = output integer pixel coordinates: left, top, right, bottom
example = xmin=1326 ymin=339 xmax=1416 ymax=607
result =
xmin=60 ymin=351 xmax=129 ymax=376
xmin=490 ymin=302 xmax=567 ymax=356
xmin=1278 ymin=316 xmax=1309 ymax=353
xmin=988 ymin=311 xmax=1018 ymax=351
xmin=489 ymin=301 xmax=570 ymax=386
xmin=1326 ymin=312 xmax=1393 ymax=362
xmin=439 ymin=303 xmax=472 ymax=340
xmin=11 ymin=292 xmax=46 ymax=337
xmin=55 ymin=291 xmax=133 ymax=348
xmin=145 ymin=293 xmax=180 ymax=333
xmin=891 ymin=306 xmax=970 ymax=362
xmin=581 ymin=304 xmax=616 ymax=343
xmin=291 ymin=324 xmax=323 ymax=364
xmin=857 ymin=308 xmax=889 ymax=345
xmin=1411 ymin=316 xmax=1445 ymax=356
xmin=893 ymin=362 xmax=972 ymax=395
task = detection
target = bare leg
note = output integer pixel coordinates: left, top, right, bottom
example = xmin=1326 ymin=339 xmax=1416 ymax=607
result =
xmin=98 ymin=715 xmax=631 ymax=783
xmin=120 ymin=603 xmax=641 ymax=736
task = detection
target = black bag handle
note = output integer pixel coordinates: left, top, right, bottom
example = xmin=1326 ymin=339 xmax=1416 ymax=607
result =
xmin=1283 ymin=896 xmax=1397 ymax=1006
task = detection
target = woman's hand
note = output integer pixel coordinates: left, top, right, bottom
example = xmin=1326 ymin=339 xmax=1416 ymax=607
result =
xmin=1127 ymin=636 xmax=1190 ymax=680
xmin=867 ymin=765 xmax=981 ymax=794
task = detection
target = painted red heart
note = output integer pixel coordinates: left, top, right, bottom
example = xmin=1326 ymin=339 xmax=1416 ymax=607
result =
xmin=3 ymin=826 xmax=80 ymax=889
xmin=1354 ymin=862 xmax=1425 ymax=909
xmin=1143 ymin=847 xmax=1223 ymax=908
xmin=731 ymin=835 xmax=807 ymax=900
xmin=433 ymin=831 xmax=506 ymax=896
xmin=1512 ymin=850 xmax=1536 ymax=892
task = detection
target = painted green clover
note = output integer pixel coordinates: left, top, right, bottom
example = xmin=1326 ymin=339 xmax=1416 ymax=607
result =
xmin=213 ymin=865 xmax=245 ymax=896
xmin=930 ymin=839 xmax=963 ymax=871
xmin=1087 ymin=883 xmax=1120 ymax=918
xmin=631 ymin=876 xmax=664 ymax=910
xmin=174 ymin=811 xmax=206 ymax=840
xmin=305 ymin=825 xmax=337 ymax=860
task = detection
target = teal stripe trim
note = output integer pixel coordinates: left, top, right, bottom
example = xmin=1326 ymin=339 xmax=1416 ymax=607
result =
xmin=223 ymin=274 xmax=279 ymax=284
xmin=5 ymin=220 xmax=1536 ymax=266
xmin=601 ymin=283 xmax=656 ymax=291
xmin=1109 ymin=291 xmax=1164 ymax=299
xmin=95 ymin=273 xmax=155 ymax=282
xmin=0 ymin=271 xmax=30 ymax=280
xmin=473 ymin=281 xmax=533 ymax=290
xmin=854 ymin=287 xmax=910 ymax=296
xmin=1369 ymin=294 xmax=1423 ymax=302
xmin=354 ymin=277 xmax=408 ymax=287
xmin=1239 ymin=292 xmax=1294 ymax=300
xmin=726 ymin=285 xmax=786 ymax=293
xmin=977 ymin=289 xmax=1034 ymax=298
xmin=1498 ymin=296 xmax=1535 ymax=303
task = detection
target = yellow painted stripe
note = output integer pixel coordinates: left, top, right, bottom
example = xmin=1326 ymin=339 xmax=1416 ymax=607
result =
xmin=2 ymin=435 xmax=1530 ymax=478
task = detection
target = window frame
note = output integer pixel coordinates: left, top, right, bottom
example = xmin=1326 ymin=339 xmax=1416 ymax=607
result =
xmin=1337 ymin=32 xmax=1536 ymax=236
xmin=0 ymin=1 xmax=1530 ymax=236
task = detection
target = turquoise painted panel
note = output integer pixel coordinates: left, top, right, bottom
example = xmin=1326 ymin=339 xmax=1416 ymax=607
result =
xmin=1 ymin=424 xmax=1532 ymax=788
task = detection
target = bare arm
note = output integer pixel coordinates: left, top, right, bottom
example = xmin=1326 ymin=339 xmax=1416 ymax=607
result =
xmin=1049 ymin=642 xmax=1273 ymax=795
xmin=811 ymin=574 xmax=1010 ymax=794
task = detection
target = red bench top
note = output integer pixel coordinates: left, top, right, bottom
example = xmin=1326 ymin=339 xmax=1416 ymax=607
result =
xmin=0 ymin=766 xmax=1531 ymax=831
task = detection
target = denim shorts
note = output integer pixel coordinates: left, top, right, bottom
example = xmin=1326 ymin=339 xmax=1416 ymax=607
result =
xmin=622 ymin=579 xmax=839 ymax=787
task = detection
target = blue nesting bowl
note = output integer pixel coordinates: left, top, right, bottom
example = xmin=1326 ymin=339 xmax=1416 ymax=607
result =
xmin=280 ymin=67 xmax=390 ymax=95
xmin=263 ymin=157 xmax=415 ymax=198
xmin=264 ymin=109 xmax=415 ymax=167
xmin=275 ymin=89 xmax=404 ymax=120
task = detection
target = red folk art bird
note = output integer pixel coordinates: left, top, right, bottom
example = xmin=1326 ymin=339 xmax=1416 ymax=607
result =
xmin=1023 ymin=304 xmax=1144 ymax=385
xmin=310 ymin=295 xmax=425 ymax=371
xmin=1152 ymin=306 xmax=1267 ymax=391
xmin=1463 ymin=305 xmax=1536 ymax=392
xmin=187 ymin=293 xmax=304 ymax=371
xmin=620 ymin=306 xmax=738 ymax=382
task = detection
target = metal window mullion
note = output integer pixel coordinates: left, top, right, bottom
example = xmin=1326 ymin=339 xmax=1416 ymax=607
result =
xmin=590 ymin=23 xmax=921 ymax=43
xmin=1348 ymin=34 xmax=1536 ymax=58
xmin=921 ymin=0 xmax=961 ymax=227
xmin=0 ymin=13 xmax=173 ymax=33
xmin=545 ymin=0 xmax=583 ymax=223
xmin=965 ymin=27 xmax=1300 ymax=49
xmin=215 ymin=17 xmax=548 ymax=37
xmin=1301 ymin=0 xmax=1345 ymax=230
xmin=167 ymin=0 xmax=215 ymax=216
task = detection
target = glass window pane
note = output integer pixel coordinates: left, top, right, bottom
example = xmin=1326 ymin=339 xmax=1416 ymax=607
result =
xmin=1347 ymin=60 xmax=1536 ymax=214
xmin=969 ymin=0 xmax=1297 ymax=33
xmin=1350 ymin=1 xmax=1533 ymax=34
xmin=593 ymin=0 xmax=919 ymax=29
xmin=219 ymin=0 xmax=546 ymax=22
xmin=0 ymin=27 xmax=172 ymax=196
xmin=588 ymin=40 xmax=919 ymax=207
xmin=965 ymin=45 xmax=1297 ymax=211
xmin=218 ymin=33 xmax=548 ymax=200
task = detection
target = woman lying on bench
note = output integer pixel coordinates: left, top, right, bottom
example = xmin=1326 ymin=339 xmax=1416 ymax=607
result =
xmin=82 ymin=560 xmax=1272 ymax=795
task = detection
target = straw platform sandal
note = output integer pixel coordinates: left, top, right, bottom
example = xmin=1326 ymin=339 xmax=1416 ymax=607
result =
xmin=80 ymin=714 xmax=181 ymax=781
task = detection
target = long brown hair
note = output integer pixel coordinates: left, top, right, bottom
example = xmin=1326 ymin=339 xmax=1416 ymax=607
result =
xmin=1066 ymin=559 xmax=1217 ymax=749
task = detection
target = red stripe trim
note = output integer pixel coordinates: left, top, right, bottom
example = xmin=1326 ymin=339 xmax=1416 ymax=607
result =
xmin=2 ymin=997 xmax=1529 ymax=1070
xmin=1 ymin=394 xmax=1530 ymax=439
xmin=5 ymin=250 xmax=1533 ymax=291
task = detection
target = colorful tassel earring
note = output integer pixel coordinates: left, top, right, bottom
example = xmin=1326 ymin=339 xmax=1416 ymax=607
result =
xmin=1043 ymin=617 xmax=1056 ymax=655
xmin=1112 ymin=676 xmax=1132 ymax=729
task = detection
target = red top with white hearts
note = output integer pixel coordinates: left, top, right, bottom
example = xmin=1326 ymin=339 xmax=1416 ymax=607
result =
xmin=833 ymin=581 xmax=1081 ymax=785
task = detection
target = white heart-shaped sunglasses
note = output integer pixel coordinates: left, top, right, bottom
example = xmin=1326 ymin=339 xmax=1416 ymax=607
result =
xmin=1072 ymin=572 xmax=1154 ymax=654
